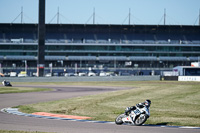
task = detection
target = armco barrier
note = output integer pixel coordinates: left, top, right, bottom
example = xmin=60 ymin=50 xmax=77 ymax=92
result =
xmin=0 ymin=76 xmax=160 ymax=82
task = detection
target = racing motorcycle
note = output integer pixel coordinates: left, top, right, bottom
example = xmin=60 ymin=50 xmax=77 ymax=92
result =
xmin=115 ymin=105 xmax=150 ymax=126
xmin=2 ymin=80 xmax=12 ymax=87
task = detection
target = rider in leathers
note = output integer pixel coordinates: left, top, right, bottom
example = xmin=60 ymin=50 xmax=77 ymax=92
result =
xmin=124 ymin=99 xmax=151 ymax=115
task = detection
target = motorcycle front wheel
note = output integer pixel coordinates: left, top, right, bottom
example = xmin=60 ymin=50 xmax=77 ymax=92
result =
xmin=115 ymin=114 xmax=125 ymax=125
xmin=134 ymin=114 xmax=148 ymax=126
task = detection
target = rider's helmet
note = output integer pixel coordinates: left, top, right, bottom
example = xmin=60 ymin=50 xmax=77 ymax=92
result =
xmin=144 ymin=99 xmax=151 ymax=107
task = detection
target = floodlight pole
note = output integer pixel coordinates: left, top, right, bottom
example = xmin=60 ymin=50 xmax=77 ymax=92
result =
xmin=37 ymin=0 xmax=46 ymax=77
xmin=164 ymin=8 xmax=166 ymax=25
xmin=21 ymin=7 xmax=23 ymax=23
xmin=129 ymin=8 xmax=131 ymax=25
xmin=57 ymin=7 xmax=59 ymax=24
xmin=199 ymin=9 xmax=200 ymax=26
xmin=93 ymin=8 xmax=95 ymax=24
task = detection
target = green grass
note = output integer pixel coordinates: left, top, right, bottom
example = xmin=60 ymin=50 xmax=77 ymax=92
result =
xmin=0 ymin=87 xmax=51 ymax=94
xmin=0 ymin=130 xmax=51 ymax=133
xmin=16 ymin=81 xmax=200 ymax=127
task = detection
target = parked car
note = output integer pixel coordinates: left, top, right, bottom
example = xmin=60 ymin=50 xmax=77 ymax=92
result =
xmin=78 ymin=72 xmax=87 ymax=76
xmin=45 ymin=73 xmax=52 ymax=77
xmin=10 ymin=72 xmax=17 ymax=77
xmin=99 ymin=71 xmax=107 ymax=76
xmin=52 ymin=73 xmax=59 ymax=76
xmin=99 ymin=71 xmax=113 ymax=76
xmin=64 ymin=73 xmax=75 ymax=77
xmin=88 ymin=72 xmax=96 ymax=76
xmin=18 ymin=71 xmax=27 ymax=77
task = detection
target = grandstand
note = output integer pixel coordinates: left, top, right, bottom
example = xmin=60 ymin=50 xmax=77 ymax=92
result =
xmin=0 ymin=23 xmax=200 ymax=75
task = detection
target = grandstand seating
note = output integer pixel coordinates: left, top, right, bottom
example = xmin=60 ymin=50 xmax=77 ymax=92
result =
xmin=0 ymin=24 xmax=199 ymax=45
xmin=0 ymin=23 xmax=200 ymax=71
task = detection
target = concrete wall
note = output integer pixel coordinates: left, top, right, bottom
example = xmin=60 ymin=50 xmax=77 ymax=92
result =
xmin=0 ymin=76 xmax=160 ymax=82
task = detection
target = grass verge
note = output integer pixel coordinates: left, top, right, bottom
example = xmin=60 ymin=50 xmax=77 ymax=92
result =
xmin=0 ymin=87 xmax=51 ymax=94
xmin=16 ymin=81 xmax=200 ymax=127
xmin=0 ymin=130 xmax=51 ymax=133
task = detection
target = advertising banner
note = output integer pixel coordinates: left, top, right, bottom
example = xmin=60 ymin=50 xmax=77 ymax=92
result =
xmin=178 ymin=76 xmax=200 ymax=81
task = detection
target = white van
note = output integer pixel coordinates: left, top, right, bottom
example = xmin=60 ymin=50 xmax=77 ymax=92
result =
xmin=10 ymin=72 xmax=17 ymax=77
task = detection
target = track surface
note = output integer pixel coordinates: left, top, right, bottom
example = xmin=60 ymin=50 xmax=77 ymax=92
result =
xmin=0 ymin=84 xmax=199 ymax=133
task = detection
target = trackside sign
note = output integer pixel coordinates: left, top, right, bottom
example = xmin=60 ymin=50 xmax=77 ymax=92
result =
xmin=178 ymin=76 xmax=200 ymax=81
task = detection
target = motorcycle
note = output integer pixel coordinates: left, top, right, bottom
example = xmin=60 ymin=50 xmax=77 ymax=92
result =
xmin=115 ymin=105 xmax=150 ymax=126
xmin=2 ymin=80 xmax=12 ymax=87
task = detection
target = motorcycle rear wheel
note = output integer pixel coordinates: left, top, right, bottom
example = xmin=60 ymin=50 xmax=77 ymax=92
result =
xmin=115 ymin=114 xmax=125 ymax=125
xmin=134 ymin=114 xmax=148 ymax=126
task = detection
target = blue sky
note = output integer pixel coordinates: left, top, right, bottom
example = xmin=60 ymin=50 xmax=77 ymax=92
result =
xmin=0 ymin=0 xmax=199 ymax=25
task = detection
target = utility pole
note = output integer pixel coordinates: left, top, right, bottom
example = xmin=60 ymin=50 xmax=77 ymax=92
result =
xmin=37 ymin=0 xmax=45 ymax=77
xmin=199 ymin=9 xmax=200 ymax=26
xmin=164 ymin=8 xmax=166 ymax=25
xmin=57 ymin=7 xmax=59 ymax=24
xmin=21 ymin=7 xmax=23 ymax=23
xmin=93 ymin=8 xmax=95 ymax=24
xmin=129 ymin=8 xmax=131 ymax=25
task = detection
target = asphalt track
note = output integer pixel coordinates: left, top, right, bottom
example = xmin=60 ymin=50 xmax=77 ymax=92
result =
xmin=0 ymin=84 xmax=199 ymax=133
